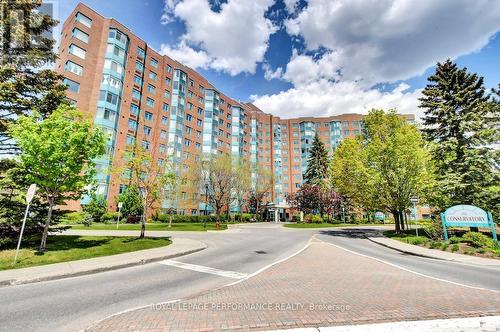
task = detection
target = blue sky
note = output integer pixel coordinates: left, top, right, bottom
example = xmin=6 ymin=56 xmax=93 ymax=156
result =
xmin=56 ymin=0 xmax=500 ymax=118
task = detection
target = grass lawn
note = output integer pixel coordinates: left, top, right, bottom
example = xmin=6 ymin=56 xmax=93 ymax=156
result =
xmin=68 ymin=222 xmax=227 ymax=231
xmin=0 ymin=235 xmax=171 ymax=270
xmin=284 ymin=222 xmax=389 ymax=229
xmin=384 ymin=229 xmax=500 ymax=259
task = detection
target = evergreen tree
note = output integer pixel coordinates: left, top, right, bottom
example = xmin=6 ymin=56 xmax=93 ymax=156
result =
xmin=419 ymin=60 xmax=499 ymax=211
xmin=304 ymin=133 xmax=330 ymax=185
xmin=0 ymin=0 xmax=68 ymax=155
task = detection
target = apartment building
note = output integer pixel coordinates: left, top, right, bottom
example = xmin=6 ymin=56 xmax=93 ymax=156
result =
xmin=57 ymin=3 xmax=415 ymax=217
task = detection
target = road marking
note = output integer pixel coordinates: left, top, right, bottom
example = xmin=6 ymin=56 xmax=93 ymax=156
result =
xmin=316 ymin=236 xmax=500 ymax=293
xmin=158 ymin=260 xmax=248 ymax=279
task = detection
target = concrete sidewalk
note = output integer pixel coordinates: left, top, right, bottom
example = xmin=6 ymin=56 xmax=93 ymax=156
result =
xmin=366 ymin=232 xmax=500 ymax=267
xmin=0 ymin=238 xmax=207 ymax=287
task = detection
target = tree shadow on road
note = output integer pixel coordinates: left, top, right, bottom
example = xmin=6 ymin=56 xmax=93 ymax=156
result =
xmin=318 ymin=228 xmax=383 ymax=239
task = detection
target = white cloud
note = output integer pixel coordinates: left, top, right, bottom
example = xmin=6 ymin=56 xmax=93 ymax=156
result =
xmin=283 ymin=0 xmax=299 ymax=14
xmin=285 ymin=0 xmax=500 ymax=85
xmin=161 ymin=0 xmax=276 ymax=75
xmin=159 ymin=41 xmax=211 ymax=69
xmin=262 ymin=63 xmax=283 ymax=80
xmin=251 ymin=81 xmax=423 ymax=119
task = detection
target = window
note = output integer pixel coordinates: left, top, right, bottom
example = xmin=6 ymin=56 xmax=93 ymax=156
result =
xmin=136 ymin=60 xmax=144 ymax=72
xmin=184 ymin=139 xmax=191 ymax=146
xmin=126 ymin=135 xmax=135 ymax=146
xmin=69 ymin=44 xmax=86 ymax=59
xmin=161 ymin=116 xmax=167 ymax=125
xmin=64 ymin=61 xmax=83 ymax=76
xmin=159 ymin=144 xmax=166 ymax=153
xmin=143 ymin=126 xmax=152 ymax=136
xmin=144 ymin=112 xmax=153 ymax=121
xmin=130 ymin=104 xmax=139 ymax=115
xmin=164 ymin=91 xmax=170 ymax=99
xmin=197 ymin=119 xmax=202 ymax=126
xmin=166 ymin=65 xmax=172 ymax=73
xmin=142 ymin=140 xmax=150 ymax=150
xmin=76 ymin=12 xmax=92 ymax=28
xmin=108 ymin=29 xmax=127 ymax=44
xmin=134 ymin=75 xmax=142 ymax=86
xmin=99 ymin=90 xmax=120 ymax=105
xmin=150 ymin=58 xmax=158 ymax=68
xmin=63 ymin=78 xmax=80 ymax=93
xmin=165 ymin=78 xmax=171 ymax=86
xmin=149 ymin=71 xmax=157 ymax=80
xmin=104 ymin=59 xmax=123 ymax=74
xmin=106 ymin=44 xmax=125 ymax=60
xmin=160 ymin=130 xmax=167 ymax=139
xmin=97 ymin=107 xmax=116 ymax=121
xmin=72 ymin=28 xmax=89 ymax=43
xmin=137 ymin=47 xmax=145 ymax=58
xmin=146 ymin=98 xmax=155 ymax=107
xmin=196 ymin=131 xmax=201 ymax=138
xmin=162 ymin=103 xmax=169 ymax=112
xmin=185 ymin=126 xmax=192 ymax=134
xmin=132 ymin=89 xmax=141 ymax=100
xmin=186 ymin=114 xmax=192 ymax=121
xmin=197 ymin=108 xmax=203 ymax=115
xmin=128 ymin=119 xmax=138 ymax=130
xmin=147 ymin=84 xmax=156 ymax=94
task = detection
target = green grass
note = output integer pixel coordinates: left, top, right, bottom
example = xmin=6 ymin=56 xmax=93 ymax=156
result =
xmin=383 ymin=229 xmax=430 ymax=246
xmin=68 ymin=222 xmax=227 ymax=231
xmin=0 ymin=235 xmax=171 ymax=270
xmin=284 ymin=222 xmax=388 ymax=229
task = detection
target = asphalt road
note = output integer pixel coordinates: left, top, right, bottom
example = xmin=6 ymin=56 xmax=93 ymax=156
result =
xmin=0 ymin=224 xmax=499 ymax=332
xmin=0 ymin=224 xmax=312 ymax=332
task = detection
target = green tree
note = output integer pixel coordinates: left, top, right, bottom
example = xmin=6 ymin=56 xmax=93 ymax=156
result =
xmin=121 ymin=144 xmax=176 ymax=238
xmin=117 ymin=186 xmax=143 ymax=219
xmin=304 ymin=133 xmax=330 ymax=186
xmin=83 ymin=194 xmax=107 ymax=223
xmin=330 ymin=137 xmax=376 ymax=218
xmin=330 ymin=110 xmax=434 ymax=232
xmin=9 ymin=105 xmax=105 ymax=251
xmin=0 ymin=1 xmax=68 ymax=155
xmin=419 ymin=60 xmax=499 ymax=212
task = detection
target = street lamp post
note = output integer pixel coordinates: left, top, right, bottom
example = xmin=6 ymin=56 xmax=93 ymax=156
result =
xmin=204 ymin=184 xmax=209 ymax=229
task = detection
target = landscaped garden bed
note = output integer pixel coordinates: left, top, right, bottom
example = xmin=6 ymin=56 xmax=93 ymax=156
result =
xmin=384 ymin=229 xmax=500 ymax=259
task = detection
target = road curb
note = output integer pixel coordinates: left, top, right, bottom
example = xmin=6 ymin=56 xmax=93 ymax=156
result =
xmin=365 ymin=234 xmax=500 ymax=266
xmin=364 ymin=235 xmax=445 ymax=261
xmin=0 ymin=240 xmax=207 ymax=287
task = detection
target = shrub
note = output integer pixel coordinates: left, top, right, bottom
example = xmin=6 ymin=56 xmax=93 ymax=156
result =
xmin=423 ymin=218 xmax=443 ymax=241
xmin=308 ymin=214 xmax=323 ymax=224
xmin=440 ymin=243 xmax=449 ymax=251
xmin=451 ymin=244 xmax=459 ymax=252
xmin=429 ymin=241 xmax=441 ymax=249
xmin=101 ymin=212 xmax=120 ymax=224
xmin=408 ymin=237 xmax=426 ymax=246
xmin=448 ymin=236 xmax=462 ymax=244
xmin=462 ymin=232 xmax=494 ymax=248
xmin=82 ymin=213 xmax=93 ymax=227
xmin=83 ymin=194 xmax=107 ymax=222
xmin=292 ymin=214 xmax=301 ymax=223
xmin=126 ymin=215 xmax=141 ymax=224
xmin=61 ymin=211 xmax=85 ymax=224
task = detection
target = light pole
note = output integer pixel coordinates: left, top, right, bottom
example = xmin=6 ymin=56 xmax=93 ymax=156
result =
xmin=14 ymin=184 xmax=37 ymax=265
xmin=204 ymin=184 xmax=209 ymax=229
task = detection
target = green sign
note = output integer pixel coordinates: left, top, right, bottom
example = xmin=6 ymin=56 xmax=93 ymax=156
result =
xmin=374 ymin=212 xmax=385 ymax=221
xmin=441 ymin=205 xmax=497 ymax=242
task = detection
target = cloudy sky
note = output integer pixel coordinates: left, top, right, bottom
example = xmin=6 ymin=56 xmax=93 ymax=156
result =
xmin=57 ymin=0 xmax=500 ymax=119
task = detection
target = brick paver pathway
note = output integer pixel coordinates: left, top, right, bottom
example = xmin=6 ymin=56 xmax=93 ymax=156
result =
xmin=88 ymin=239 xmax=500 ymax=331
